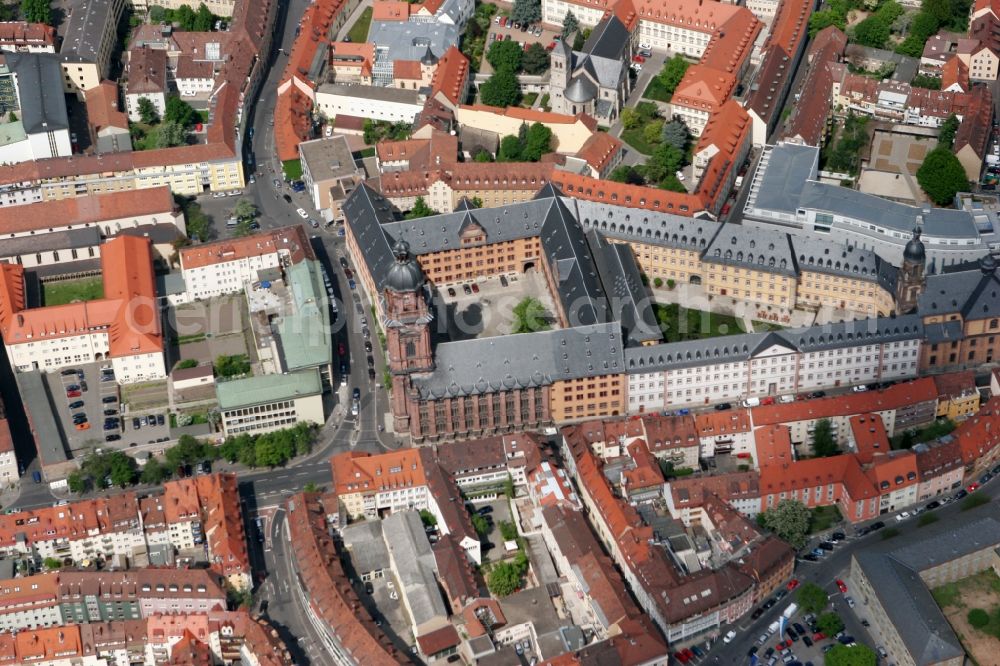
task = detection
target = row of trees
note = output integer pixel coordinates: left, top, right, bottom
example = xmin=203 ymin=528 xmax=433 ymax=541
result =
xmin=149 ymin=3 xmax=218 ymax=31
xmin=488 ymin=122 xmax=553 ymax=162
xmin=850 ymin=0 xmax=904 ymax=49
xmin=486 ymin=39 xmax=549 ymax=76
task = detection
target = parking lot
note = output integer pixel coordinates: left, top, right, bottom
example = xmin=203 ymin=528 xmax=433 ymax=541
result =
xmin=471 ymin=498 xmax=514 ymax=563
xmin=358 ymin=571 xmax=415 ymax=656
xmin=43 ymin=362 xmax=123 ymax=454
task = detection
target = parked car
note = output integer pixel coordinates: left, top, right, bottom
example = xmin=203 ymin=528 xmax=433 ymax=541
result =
xmin=786 ymin=579 xmax=799 ymax=591
xmin=68 ymin=400 xmax=85 ymax=409
xmin=830 ymin=531 xmax=846 ymax=541
xmin=60 ymin=368 xmax=78 ymax=376
xmin=835 ymin=579 xmax=847 ymax=593
xmin=339 ymin=256 xmax=349 ymax=269
xmin=447 ymin=287 xmax=456 ymax=297
xmin=925 ymin=500 xmax=941 ymax=510
xmin=715 ymin=402 xmax=733 ymax=410
xmin=852 ymin=384 xmax=868 ymax=393
xmin=462 ymin=283 xmax=472 ymax=295
xmin=133 ymin=418 xmax=141 ymax=430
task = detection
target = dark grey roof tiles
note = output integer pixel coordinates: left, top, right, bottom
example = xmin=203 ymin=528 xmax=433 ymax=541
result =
xmin=703 ymin=224 xmax=797 ymax=277
xmin=412 ymin=323 xmax=624 ymax=398
xmin=5 ymin=53 xmax=69 ymax=134
xmin=585 ymin=229 xmax=660 ymax=346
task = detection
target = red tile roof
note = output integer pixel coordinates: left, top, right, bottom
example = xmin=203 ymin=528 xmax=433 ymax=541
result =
xmin=575 ymin=131 xmax=623 ymax=173
xmin=941 ymin=56 xmax=969 ymax=91
xmin=869 ymin=451 xmax=919 ymax=493
xmin=415 ymin=624 xmax=460 ymax=656
xmin=430 ymin=46 xmax=470 ymax=106
xmin=849 ymin=414 xmax=889 ymax=465
xmin=0 ymin=186 xmax=174 ymax=234
xmin=85 ymin=80 xmax=129 ymax=132
xmin=672 ymin=65 xmax=737 ymax=111
xmin=373 ymin=1 xmax=410 ymax=20
xmin=755 ymin=425 xmax=793 ymax=468
xmin=0 ymin=21 xmax=56 ymax=47
xmin=180 ymin=225 xmax=313 ymax=270
xmin=750 ymin=378 xmax=938 ymax=426
xmin=955 ymin=85 xmax=993 ymax=159
xmin=393 ymin=59 xmax=422 ymax=80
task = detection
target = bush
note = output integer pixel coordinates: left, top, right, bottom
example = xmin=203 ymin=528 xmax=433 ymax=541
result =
xmin=175 ymin=359 xmax=198 ymax=370
xmin=499 ymin=520 xmax=518 ymax=541
xmin=653 ymin=277 xmax=663 ymax=288
xmin=968 ymin=608 xmax=990 ymax=628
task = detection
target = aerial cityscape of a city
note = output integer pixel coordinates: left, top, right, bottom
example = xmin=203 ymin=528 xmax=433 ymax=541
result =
xmin=0 ymin=0 xmax=998 ymax=664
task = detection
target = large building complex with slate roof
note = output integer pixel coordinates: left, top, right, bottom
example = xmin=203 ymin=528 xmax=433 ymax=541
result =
xmin=744 ymin=142 xmax=1000 ymax=268
xmin=343 ymin=182 xmax=929 ymax=441
xmin=850 ymin=512 xmax=1000 ymax=666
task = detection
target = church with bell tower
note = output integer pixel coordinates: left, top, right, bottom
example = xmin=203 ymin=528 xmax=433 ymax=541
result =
xmin=895 ymin=228 xmax=926 ymax=314
xmin=382 ymin=240 xmax=434 ymax=433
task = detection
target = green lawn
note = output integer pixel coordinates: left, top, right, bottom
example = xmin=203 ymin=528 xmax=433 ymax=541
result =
xmin=43 ymin=278 xmax=104 ymax=306
xmin=653 ymin=303 xmax=749 ymax=343
xmin=620 ymin=128 xmax=659 ymax=155
xmin=521 ymin=92 xmax=539 ymax=108
xmin=346 ymin=6 xmax=373 ymax=43
xmin=809 ymin=505 xmax=842 ymax=533
xmin=643 ymin=78 xmax=672 ymax=102
xmin=282 ymin=158 xmax=303 ymax=181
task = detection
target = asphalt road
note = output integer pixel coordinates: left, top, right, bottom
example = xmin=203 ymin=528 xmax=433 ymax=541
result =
xmin=705 ymin=482 xmax=1000 ymax=665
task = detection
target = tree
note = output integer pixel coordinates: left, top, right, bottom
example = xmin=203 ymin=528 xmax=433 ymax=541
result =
xmin=499 ymin=520 xmax=519 ymax=541
xmin=176 ymin=359 xmax=198 ymax=370
xmin=137 ymin=97 xmax=160 ymax=125
xmin=498 ymin=134 xmax=523 ymax=161
xmin=140 ymin=458 xmax=171 ymax=485
xmin=852 ymin=16 xmax=891 ymax=48
xmin=43 ymin=557 xmax=62 ymax=570
xmin=816 ymin=611 xmax=845 ymax=636
xmin=109 ymin=453 xmax=138 ymax=488
xmin=20 ymin=0 xmax=51 ymax=24
xmin=824 ymin=643 xmax=876 ymax=666
xmin=968 ymin=608 xmax=990 ymax=628
xmin=175 ymin=4 xmax=197 ymax=30
xmin=917 ymin=147 xmax=968 ymax=205
xmin=657 ymin=54 xmax=690 ymax=95
xmin=643 ymin=119 xmax=665 ymax=147
xmin=233 ymin=199 xmax=257 ymax=221
xmin=7 ymin=111 xmax=16 ymax=123
xmin=474 ymin=149 xmax=493 ymax=162
xmin=165 ymin=95 xmax=200 ymax=128
xmin=522 ymin=122 xmax=553 ymax=161
xmin=812 ymin=418 xmax=840 ymax=457
xmin=522 ymin=42 xmax=550 ymax=75
xmin=149 ymin=6 xmax=167 ymax=22
xmin=419 ymin=509 xmax=437 ymax=527
xmin=185 ymin=204 xmax=211 ymax=242
xmin=510 ymin=0 xmax=541 ymax=26
xmin=479 ymin=68 xmax=521 ymax=107
xmin=488 ymin=561 xmax=521 ymax=596
xmin=609 ymin=165 xmax=645 ymax=185
xmin=512 ymin=297 xmax=550 ymax=333
xmin=937 ymin=114 xmax=960 ymax=149
xmin=644 ymin=142 xmax=684 ymax=185
xmin=560 ymin=10 xmax=579 ymax=38
xmin=796 ymin=582 xmax=829 ymax=614
xmin=809 ymin=9 xmax=844 ymax=36
xmin=405 ymin=196 xmax=436 ymax=219
xmin=661 ymin=120 xmax=690 ymax=150
xmin=193 ymin=2 xmax=214 ymax=31
xmin=924 ymin=0 xmax=953 ymax=24
xmin=760 ymin=499 xmax=811 ymax=548
xmin=620 ymin=107 xmax=642 ymax=130
xmin=67 ymin=471 xmax=87 ymax=494
xmin=215 ymin=354 xmax=251 ymax=378
xmin=153 ymin=121 xmax=189 ymax=148
xmin=471 ymin=513 xmax=490 ymax=536
xmin=470 ymin=196 xmax=484 ymax=208
xmin=487 ymin=39 xmax=524 ymax=72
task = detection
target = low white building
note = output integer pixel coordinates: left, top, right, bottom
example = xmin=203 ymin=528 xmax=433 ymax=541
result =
xmin=315 ymin=83 xmax=424 ymax=123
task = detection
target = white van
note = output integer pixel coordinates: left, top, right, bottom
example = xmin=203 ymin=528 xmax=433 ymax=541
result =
xmin=742 ymin=397 xmax=761 ymax=408
xmin=782 ymin=602 xmax=798 ymax=619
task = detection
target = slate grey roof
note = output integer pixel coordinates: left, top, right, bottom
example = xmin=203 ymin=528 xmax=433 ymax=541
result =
xmin=582 ymin=16 xmax=629 ymax=61
xmin=703 ymin=224 xmax=797 ymax=277
xmin=565 ymin=76 xmax=597 ymax=103
xmin=585 ymin=229 xmax=660 ymax=346
xmin=0 ymin=228 xmax=100 ymax=256
xmin=922 ymin=319 xmax=963 ymax=344
xmin=60 ymin=0 xmax=120 ymax=65
xmin=918 ymin=265 xmax=1000 ymax=318
xmin=793 ymin=235 xmax=898 ymax=292
xmin=624 ymin=315 xmax=924 ymax=373
xmin=369 ymin=20 xmax=461 ymax=64
xmin=752 ymin=143 xmax=981 ymax=241
xmin=342 ymin=520 xmax=390 ymax=575
xmin=412 ymin=323 xmax=625 ymax=399
xmin=853 ymin=514 xmax=1000 ymax=665
xmin=317 ymin=82 xmax=423 ymax=106
xmin=5 ymin=53 xmax=69 ymax=134
xmin=571 ymin=198 xmax=716 ymax=254
xmin=16 ymin=371 xmax=69 ymax=465
xmin=382 ymin=511 xmax=449 ymax=629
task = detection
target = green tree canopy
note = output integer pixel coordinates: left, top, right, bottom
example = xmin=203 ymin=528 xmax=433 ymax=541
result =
xmin=917 ymin=147 xmax=968 ymax=205
xmin=937 ymin=114 xmax=960 ymax=149
xmin=165 ymin=96 xmax=200 ymax=128
xmin=968 ymin=608 xmax=990 ymax=627
xmin=215 ymin=354 xmax=251 ymax=378
xmin=233 ymin=199 xmax=257 ymax=221
xmin=140 ymin=458 xmax=172 ymax=485
xmin=498 ymin=134 xmax=523 ymax=161
xmin=193 ymin=2 xmax=214 ymax=31
xmin=609 ymin=165 xmax=646 ymax=185
xmin=760 ymin=499 xmax=811 ymax=548
xmin=20 ymin=0 xmax=51 ymax=24
xmin=512 ymin=297 xmax=550 ymax=333
xmin=657 ymin=55 xmax=690 ymax=95
xmin=488 ymin=561 xmax=521 ymax=596
xmin=562 ymin=11 xmax=579 ymax=37
xmin=510 ymin=0 xmax=541 ymax=26
xmin=812 ymin=418 xmax=840 ymax=457
xmin=824 ymin=643 xmax=876 ymax=666
xmin=522 ymin=42 xmax=550 ymax=75
xmin=405 ymin=196 xmax=436 ymax=219
xmin=480 ymin=68 xmax=521 ymax=107
xmin=796 ymin=582 xmax=829 ymax=614
xmin=153 ymin=121 xmax=189 ymax=148
xmin=487 ymin=39 xmax=523 ymax=73
xmin=138 ymin=98 xmax=160 ymax=125
xmin=852 ymin=16 xmax=891 ymax=48
xmin=43 ymin=557 xmax=62 ymax=570
xmin=522 ymin=122 xmax=553 ymax=161
xmin=471 ymin=513 xmax=490 ymax=536
xmin=661 ymin=120 xmax=690 ymax=151
xmin=817 ymin=611 xmax=845 ymax=636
